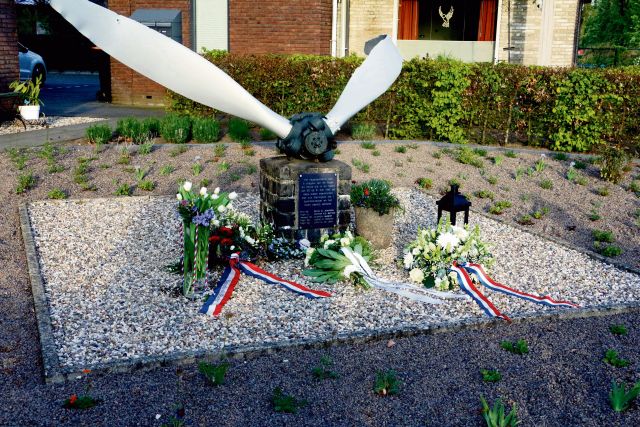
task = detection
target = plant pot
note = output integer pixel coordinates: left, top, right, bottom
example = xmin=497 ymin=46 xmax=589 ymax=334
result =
xmin=18 ymin=105 xmax=40 ymax=121
xmin=354 ymin=206 xmax=394 ymax=250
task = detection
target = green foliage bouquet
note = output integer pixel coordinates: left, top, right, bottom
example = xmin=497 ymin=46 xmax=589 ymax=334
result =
xmin=403 ymin=219 xmax=493 ymax=291
xmin=303 ymin=231 xmax=374 ymax=287
xmin=350 ymin=179 xmax=400 ymax=215
xmin=176 ymin=182 xmax=234 ymax=297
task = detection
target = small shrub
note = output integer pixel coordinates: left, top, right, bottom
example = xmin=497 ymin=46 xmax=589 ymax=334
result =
xmin=592 ymin=229 xmax=615 ymax=243
xmin=217 ymin=161 xmax=230 ymax=173
xmin=474 ymin=190 xmax=495 ymax=200
xmin=159 ymin=165 xmax=176 ymax=176
xmin=480 ymin=396 xmax=519 ymax=427
xmin=489 ymin=201 xmax=512 ymax=215
xmin=86 ymin=124 xmax=112 ymax=145
xmin=259 ymin=127 xmax=277 ymax=140
xmin=554 ymin=153 xmax=569 ymax=161
xmin=628 ymin=180 xmax=640 ymax=196
xmin=487 ymin=176 xmax=498 ymax=185
xmin=596 ymin=244 xmax=623 ymax=257
xmin=142 ymin=117 xmax=160 ymax=138
xmin=351 ymin=122 xmax=376 ymax=140
xmin=517 ymin=214 xmax=534 ymax=225
xmin=138 ymin=142 xmax=154 ymax=156
xmin=227 ymin=117 xmax=250 ymax=142
xmin=457 ymin=147 xmax=483 ymax=168
xmin=311 ymin=356 xmax=339 ymax=380
xmin=271 ymin=388 xmax=306 ymax=414
xmin=360 ymin=141 xmax=376 ymax=150
xmin=114 ymin=183 xmax=132 ymax=196
xmin=566 ymin=167 xmax=578 ymax=182
xmin=500 ymin=339 xmax=529 ymax=355
xmin=7 ymin=148 xmax=28 ymax=170
xmin=473 ymin=148 xmax=488 ymax=157
xmin=372 ymin=150 xmax=381 ymax=156
xmin=192 ymin=163 xmax=203 ymax=176
xmin=168 ymin=145 xmax=189 ymax=157
xmin=416 ymin=177 xmax=433 ymax=190
xmin=534 ymin=159 xmax=546 ymax=173
xmin=243 ymin=148 xmax=256 ymax=157
xmin=575 ymin=175 xmax=588 ymax=186
xmin=245 ymin=164 xmax=258 ymax=174
xmin=213 ymin=144 xmax=227 ymax=158
xmin=394 ymin=145 xmax=407 ymax=154
xmin=598 ymin=146 xmax=629 ymax=184
xmin=432 ymin=151 xmax=442 ymax=159
xmin=116 ymin=117 xmax=148 ymax=143
xmin=514 ymin=168 xmax=525 ymax=181
xmin=448 ymin=178 xmax=462 ymax=188
xmin=504 ymin=150 xmax=517 ymax=158
xmin=540 ymin=179 xmax=553 ymax=190
xmin=596 ymin=186 xmax=610 ymax=196
xmin=374 ymin=370 xmax=400 ymax=396
xmin=574 ymin=160 xmax=587 ymax=169
xmin=492 ymin=155 xmax=503 ymax=166
xmin=16 ymin=172 xmax=36 ymax=194
xmin=229 ymin=173 xmax=241 ymax=182
xmin=192 ymin=117 xmax=221 ymax=143
xmin=198 ymin=361 xmax=229 ymax=386
xmin=609 ymin=324 xmax=628 ymax=335
xmin=603 ymin=349 xmax=630 ymax=368
xmin=588 ymin=209 xmax=601 ymax=221
xmin=138 ymin=179 xmax=155 ymax=191
xmin=47 ymin=164 xmax=65 ymax=174
xmin=609 ymin=380 xmax=640 ymax=412
xmin=480 ymin=369 xmax=502 ymax=383
xmin=351 ymin=158 xmax=370 ymax=173
xmin=532 ymin=207 xmax=550 ymax=219
xmin=160 ymin=114 xmax=192 ymax=144
xmin=47 ymin=188 xmax=67 ymax=199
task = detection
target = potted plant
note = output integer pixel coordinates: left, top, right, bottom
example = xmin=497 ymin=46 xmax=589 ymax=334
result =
xmin=9 ymin=75 xmax=43 ymax=121
xmin=350 ymin=179 xmax=400 ymax=249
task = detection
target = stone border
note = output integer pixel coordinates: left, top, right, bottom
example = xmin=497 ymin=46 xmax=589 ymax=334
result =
xmin=20 ymin=200 xmax=640 ymax=384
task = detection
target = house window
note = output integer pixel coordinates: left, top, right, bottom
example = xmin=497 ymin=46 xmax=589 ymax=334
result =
xmin=399 ymin=0 xmax=497 ymax=42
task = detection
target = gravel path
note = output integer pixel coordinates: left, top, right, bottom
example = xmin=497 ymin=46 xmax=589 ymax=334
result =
xmin=1 ymin=143 xmax=639 ymax=426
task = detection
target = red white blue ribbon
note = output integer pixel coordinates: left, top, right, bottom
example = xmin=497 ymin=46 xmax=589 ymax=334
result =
xmin=200 ymin=253 xmax=331 ymax=316
xmin=450 ymin=262 xmax=579 ymax=322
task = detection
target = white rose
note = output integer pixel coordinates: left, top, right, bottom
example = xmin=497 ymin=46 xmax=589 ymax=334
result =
xmin=229 ymin=192 xmax=238 ymax=200
xmin=199 ymin=187 xmax=208 ymax=196
xmin=403 ymin=253 xmax=414 ymax=269
xmin=182 ymin=181 xmax=192 ymax=192
xmin=340 ymin=237 xmax=350 ymax=247
xmin=214 ymin=187 xmax=220 ymax=194
xmin=210 ymin=194 xmax=219 ymax=200
xmin=218 ymin=205 xmax=226 ymax=213
xmin=176 ymin=193 xmax=182 ymax=201
xmin=412 ymin=247 xmax=421 ymax=256
xmin=409 ymin=268 xmax=424 ymax=284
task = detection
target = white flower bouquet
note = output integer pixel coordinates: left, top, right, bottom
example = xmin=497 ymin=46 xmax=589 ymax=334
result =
xmin=403 ymin=219 xmax=493 ymax=291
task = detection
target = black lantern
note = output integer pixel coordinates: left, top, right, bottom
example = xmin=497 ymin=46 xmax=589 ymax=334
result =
xmin=436 ymin=185 xmax=471 ymax=225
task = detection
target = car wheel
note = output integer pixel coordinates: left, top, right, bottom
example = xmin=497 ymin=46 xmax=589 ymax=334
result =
xmin=32 ymin=65 xmax=46 ymax=85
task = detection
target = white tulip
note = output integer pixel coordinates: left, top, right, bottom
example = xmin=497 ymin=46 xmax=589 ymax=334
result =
xmin=176 ymin=193 xmax=182 ymax=201
xmin=200 ymin=187 xmax=208 ymax=196
xmin=182 ymin=181 xmax=192 ymax=192
xmin=218 ymin=205 xmax=226 ymax=213
xmin=214 ymin=187 xmax=220 ymax=194
xmin=229 ymin=191 xmax=238 ymax=200
xmin=210 ymin=194 xmax=219 ymax=200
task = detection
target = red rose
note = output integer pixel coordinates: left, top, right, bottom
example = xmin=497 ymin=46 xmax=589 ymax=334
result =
xmin=220 ymin=227 xmax=233 ymax=237
xmin=220 ymin=238 xmax=233 ymax=246
xmin=209 ymin=235 xmax=221 ymax=244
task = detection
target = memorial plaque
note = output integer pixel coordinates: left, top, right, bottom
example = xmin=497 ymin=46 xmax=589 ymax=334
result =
xmin=297 ymin=173 xmax=338 ymax=229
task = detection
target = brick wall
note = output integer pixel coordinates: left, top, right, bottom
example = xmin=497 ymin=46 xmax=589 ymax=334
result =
xmin=0 ymin=0 xmax=18 ymax=91
xmin=229 ymin=0 xmax=332 ymax=55
xmin=346 ymin=0 xmax=394 ymax=56
xmin=109 ymin=0 xmax=191 ymax=106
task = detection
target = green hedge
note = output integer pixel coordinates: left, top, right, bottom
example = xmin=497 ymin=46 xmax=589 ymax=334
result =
xmin=166 ymin=52 xmax=640 ymax=153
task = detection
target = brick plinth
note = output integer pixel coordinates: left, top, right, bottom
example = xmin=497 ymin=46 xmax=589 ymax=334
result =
xmin=260 ymin=156 xmax=351 ymax=242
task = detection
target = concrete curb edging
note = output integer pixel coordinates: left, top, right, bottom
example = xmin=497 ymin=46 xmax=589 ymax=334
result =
xmin=20 ymin=200 xmax=640 ymax=384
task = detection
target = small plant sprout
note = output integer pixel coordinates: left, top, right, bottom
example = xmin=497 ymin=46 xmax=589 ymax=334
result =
xmin=500 ymin=339 xmax=529 ymax=355
xmin=553 ymin=153 xmax=569 ymax=161
xmin=416 ymin=177 xmax=433 ymax=190
xmin=597 ymin=186 xmax=610 ymax=196
xmin=487 ymin=176 xmax=498 ymax=185
xmin=168 ymin=145 xmax=189 ymax=157
xmin=159 ymin=165 xmax=175 ymax=176
xmin=534 ymin=158 xmax=546 ymax=173
xmin=192 ymin=163 xmax=203 ymax=176
xmin=473 ymin=148 xmax=488 ymax=157
xmin=609 ymin=324 xmax=628 ymax=336
xmin=592 ymin=229 xmax=615 ymax=243
xmin=213 ymin=143 xmax=227 ymax=158
xmin=432 ymin=151 xmax=442 ymax=159
xmin=517 ymin=214 xmax=534 ymax=226
xmin=394 ymin=145 xmax=407 ymax=154
xmin=609 ymin=380 xmax=640 ymax=412
xmin=138 ymin=142 xmax=154 ymax=155
xmin=271 ymin=387 xmax=307 ymax=414
xmin=351 ymin=158 xmax=370 ymax=173
xmin=114 ymin=183 xmax=132 ymax=196
xmin=372 ymin=149 xmax=381 ymax=156
xmin=16 ymin=172 xmax=36 ymax=194
xmin=217 ymin=161 xmax=230 ymax=173
xmin=514 ymin=168 xmax=525 ymax=181
xmin=374 ymin=369 xmax=400 ymax=396
xmin=566 ymin=167 xmax=578 ymax=182
xmin=481 ymin=369 xmax=502 ymax=383
xmin=311 ymin=356 xmax=339 ymax=380
xmin=198 ymin=361 xmax=230 ymax=386
xmin=138 ymin=179 xmax=155 ymax=191
xmin=603 ymin=349 xmax=630 ymax=368
xmin=596 ymin=244 xmax=623 ymax=257
xmin=588 ymin=209 xmax=601 ymax=221
xmin=474 ymin=190 xmax=495 ymax=200
xmin=539 ymin=179 xmax=553 ymax=190
xmin=532 ymin=207 xmax=550 ymax=219
xmin=134 ymin=166 xmax=148 ymax=182
xmin=489 ymin=201 xmax=512 ymax=215
xmin=47 ymin=188 xmax=67 ymax=200
xmin=492 ymin=155 xmax=504 ymax=166
xmin=480 ymin=396 xmax=519 ymax=427
xmin=360 ymin=141 xmax=376 ymax=150
xmin=505 ymin=150 xmax=517 ymax=158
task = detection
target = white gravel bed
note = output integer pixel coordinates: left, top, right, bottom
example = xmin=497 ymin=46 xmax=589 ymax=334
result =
xmin=0 ymin=116 xmax=103 ymax=135
xmin=27 ymin=190 xmax=640 ymax=370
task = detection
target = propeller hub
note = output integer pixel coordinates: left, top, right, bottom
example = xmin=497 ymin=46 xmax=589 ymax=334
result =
xmin=277 ymin=112 xmax=337 ymax=162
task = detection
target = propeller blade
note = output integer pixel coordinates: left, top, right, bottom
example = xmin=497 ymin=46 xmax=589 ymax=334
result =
xmin=324 ymin=35 xmax=402 ymax=135
xmin=49 ymin=0 xmax=292 ymax=138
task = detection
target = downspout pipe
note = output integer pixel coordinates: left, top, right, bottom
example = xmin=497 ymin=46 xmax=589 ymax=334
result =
xmin=341 ymin=0 xmax=348 ymax=57
xmin=331 ymin=0 xmax=338 ymax=57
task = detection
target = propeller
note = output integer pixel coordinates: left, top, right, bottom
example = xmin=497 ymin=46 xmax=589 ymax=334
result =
xmin=49 ymin=0 xmax=403 ymax=161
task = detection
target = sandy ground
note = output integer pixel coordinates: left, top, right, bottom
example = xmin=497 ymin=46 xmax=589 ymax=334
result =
xmin=1 ymin=140 xmax=639 ymax=426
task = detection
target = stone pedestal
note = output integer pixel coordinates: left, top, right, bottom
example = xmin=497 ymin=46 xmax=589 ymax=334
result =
xmin=260 ymin=156 xmax=351 ymax=242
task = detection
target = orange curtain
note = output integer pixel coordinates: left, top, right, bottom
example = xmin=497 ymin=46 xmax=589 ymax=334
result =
xmin=398 ymin=0 xmax=419 ymax=40
xmin=477 ymin=0 xmax=497 ymax=41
